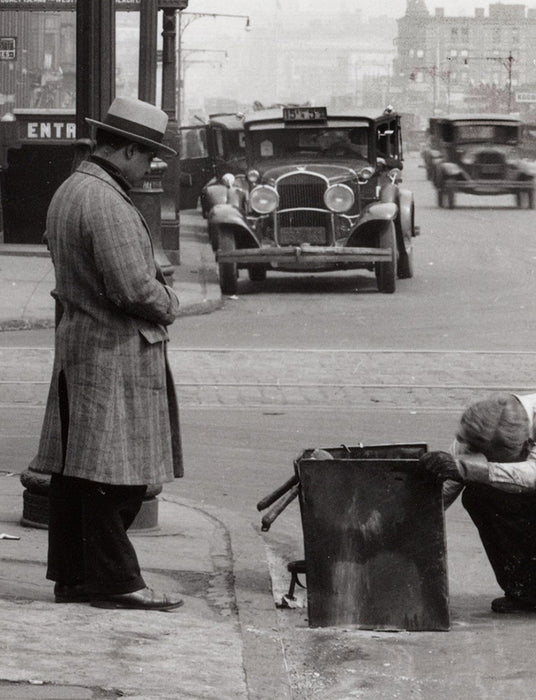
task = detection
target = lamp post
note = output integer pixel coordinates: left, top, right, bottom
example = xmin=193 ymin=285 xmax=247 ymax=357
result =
xmin=177 ymin=11 xmax=250 ymax=125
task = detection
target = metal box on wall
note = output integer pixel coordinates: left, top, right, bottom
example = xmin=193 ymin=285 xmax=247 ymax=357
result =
xmin=295 ymin=443 xmax=450 ymax=631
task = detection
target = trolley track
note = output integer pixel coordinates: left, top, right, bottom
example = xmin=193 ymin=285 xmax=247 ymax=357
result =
xmin=1 ymin=347 xmax=535 ymax=410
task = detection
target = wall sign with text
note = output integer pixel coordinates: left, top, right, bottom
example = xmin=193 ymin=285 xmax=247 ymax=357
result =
xmin=0 ymin=37 xmax=16 ymax=60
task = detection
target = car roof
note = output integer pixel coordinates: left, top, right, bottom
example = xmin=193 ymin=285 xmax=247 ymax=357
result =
xmin=244 ymin=107 xmax=396 ymax=128
xmin=436 ymin=113 xmax=521 ymax=123
xmin=208 ymin=113 xmax=245 ymax=130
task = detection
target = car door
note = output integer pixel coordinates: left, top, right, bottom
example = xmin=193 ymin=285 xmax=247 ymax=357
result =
xmin=178 ymin=125 xmax=214 ymax=210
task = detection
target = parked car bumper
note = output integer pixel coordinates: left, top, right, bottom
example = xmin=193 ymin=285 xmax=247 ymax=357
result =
xmin=217 ymin=243 xmax=392 ymax=269
xmin=442 ymin=178 xmax=533 ymax=195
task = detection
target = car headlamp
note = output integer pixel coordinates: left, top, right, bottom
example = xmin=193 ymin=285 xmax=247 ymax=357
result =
xmin=250 ymin=185 xmax=279 ymax=214
xmin=247 ymin=169 xmax=260 ymax=184
xmin=357 ymin=166 xmax=375 ymax=183
xmin=323 ymin=183 xmax=354 ymax=213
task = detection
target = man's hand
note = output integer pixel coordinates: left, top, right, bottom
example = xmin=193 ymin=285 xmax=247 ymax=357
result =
xmin=419 ymin=451 xmax=464 ymax=482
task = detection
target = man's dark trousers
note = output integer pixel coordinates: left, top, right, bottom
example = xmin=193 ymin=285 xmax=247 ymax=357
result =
xmin=462 ymin=484 xmax=536 ymax=603
xmin=47 ymin=473 xmax=147 ymax=596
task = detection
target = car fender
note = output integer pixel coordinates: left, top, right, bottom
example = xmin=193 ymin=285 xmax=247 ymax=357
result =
xmin=360 ymin=201 xmax=397 ymax=223
xmin=380 ymin=183 xmax=414 ymax=242
xmin=347 ymin=202 xmax=397 ymax=247
xmin=208 ymin=203 xmax=259 ymax=252
xmin=203 ymin=182 xmax=245 ymax=214
xmin=205 ymin=182 xmax=230 ymax=207
xmin=397 ymin=187 xmax=415 ymax=237
xmin=438 ymin=161 xmax=463 ymax=179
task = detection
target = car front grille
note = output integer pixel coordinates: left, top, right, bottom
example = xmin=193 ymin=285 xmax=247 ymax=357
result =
xmin=473 ymin=151 xmax=506 ymax=180
xmin=275 ymin=173 xmax=330 ymax=245
xmin=277 ymin=173 xmax=326 ymax=209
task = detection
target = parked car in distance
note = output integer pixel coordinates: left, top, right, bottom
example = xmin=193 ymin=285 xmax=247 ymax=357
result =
xmin=421 ymin=117 xmax=441 ymax=181
xmin=425 ymin=114 xmax=535 ymax=209
xmin=178 ymin=112 xmax=246 ymax=213
xmin=209 ymin=105 xmax=419 ymax=295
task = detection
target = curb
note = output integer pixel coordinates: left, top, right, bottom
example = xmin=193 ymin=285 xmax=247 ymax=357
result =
xmin=0 ymin=318 xmax=56 ymax=332
xmin=163 ymin=494 xmax=292 ymax=700
xmin=0 ymin=296 xmax=224 ymax=332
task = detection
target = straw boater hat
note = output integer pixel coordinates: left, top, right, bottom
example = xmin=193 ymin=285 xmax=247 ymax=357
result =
xmin=86 ymin=96 xmax=177 ymax=157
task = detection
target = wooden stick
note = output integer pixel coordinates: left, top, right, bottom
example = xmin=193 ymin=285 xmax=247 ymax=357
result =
xmin=256 ymin=474 xmax=299 ymax=512
xmin=261 ymin=484 xmax=300 ymax=532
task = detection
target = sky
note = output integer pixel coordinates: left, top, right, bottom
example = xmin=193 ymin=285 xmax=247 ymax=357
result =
xmin=186 ymin=0 xmax=536 ymax=20
xmin=170 ymin=0 xmax=536 ymax=117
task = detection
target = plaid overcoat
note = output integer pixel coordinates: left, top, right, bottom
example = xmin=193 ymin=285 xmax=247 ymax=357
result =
xmin=32 ymin=160 xmax=183 ymax=485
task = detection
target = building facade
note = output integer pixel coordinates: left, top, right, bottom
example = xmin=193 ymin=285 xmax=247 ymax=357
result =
xmin=393 ymin=1 xmax=536 ymax=117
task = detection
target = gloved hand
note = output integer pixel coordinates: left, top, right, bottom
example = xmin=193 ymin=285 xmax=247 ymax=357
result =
xmin=419 ymin=451 xmax=464 ymax=482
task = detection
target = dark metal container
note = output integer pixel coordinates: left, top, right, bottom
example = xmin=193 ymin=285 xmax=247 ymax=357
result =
xmin=295 ymin=443 xmax=450 ymax=631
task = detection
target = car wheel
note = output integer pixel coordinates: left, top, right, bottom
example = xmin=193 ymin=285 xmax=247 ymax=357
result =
xmin=521 ymin=189 xmax=535 ymax=209
xmin=218 ymin=230 xmax=238 ymax=296
xmin=397 ymin=205 xmax=415 ymax=280
xmin=248 ymin=267 xmax=267 ymax=282
xmin=398 ymin=243 xmax=414 ymax=280
xmin=375 ymin=222 xmax=397 ymax=294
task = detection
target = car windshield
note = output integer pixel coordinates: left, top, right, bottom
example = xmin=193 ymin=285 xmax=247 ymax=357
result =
xmin=453 ymin=123 xmax=519 ymax=145
xmin=247 ymin=127 xmax=370 ymax=162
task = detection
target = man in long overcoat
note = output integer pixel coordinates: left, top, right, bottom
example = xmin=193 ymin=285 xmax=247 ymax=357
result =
xmin=32 ymin=97 xmax=184 ymax=611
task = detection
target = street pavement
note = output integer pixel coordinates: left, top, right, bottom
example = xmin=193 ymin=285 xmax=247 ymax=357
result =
xmin=3 ymin=204 xmax=536 ymax=699
xmin=0 ymin=213 xmax=292 ymax=700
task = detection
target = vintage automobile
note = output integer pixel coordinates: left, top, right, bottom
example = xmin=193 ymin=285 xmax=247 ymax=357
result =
xmin=178 ymin=112 xmax=246 ymax=213
xmin=427 ymin=114 xmax=535 ymax=209
xmin=421 ymin=117 xmax=441 ymax=181
xmin=208 ymin=106 xmax=418 ymax=295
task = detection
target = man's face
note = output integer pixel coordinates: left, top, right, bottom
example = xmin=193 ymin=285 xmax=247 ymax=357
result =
xmin=123 ymin=145 xmax=156 ymax=185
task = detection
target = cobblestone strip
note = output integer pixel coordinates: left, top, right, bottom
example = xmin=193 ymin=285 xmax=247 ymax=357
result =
xmin=2 ymin=348 xmax=536 ymax=409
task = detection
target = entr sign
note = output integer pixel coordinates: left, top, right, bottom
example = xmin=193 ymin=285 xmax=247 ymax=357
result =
xmin=13 ymin=112 xmax=76 ymax=141
xmin=26 ymin=120 xmax=76 ymax=139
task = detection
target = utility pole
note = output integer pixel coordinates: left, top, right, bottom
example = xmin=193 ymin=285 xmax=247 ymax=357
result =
xmin=464 ymin=52 xmax=515 ymax=113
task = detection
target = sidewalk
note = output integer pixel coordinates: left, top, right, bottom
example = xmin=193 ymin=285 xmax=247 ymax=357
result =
xmin=0 ymin=212 xmax=292 ymax=699
xmin=0 ymin=210 xmax=222 ymax=331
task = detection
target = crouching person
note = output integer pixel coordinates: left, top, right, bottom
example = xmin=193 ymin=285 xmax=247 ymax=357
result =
xmin=420 ymin=392 xmax=536 ymax=614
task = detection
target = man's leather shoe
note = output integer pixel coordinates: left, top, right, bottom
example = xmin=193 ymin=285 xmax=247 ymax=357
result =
xmin=90 ymin=587 xmax=184 ymax=611
xmin=54 ymin=582 xmax=90 ymax=603
xmin=491 ymin=595 xmax=536 ymax=613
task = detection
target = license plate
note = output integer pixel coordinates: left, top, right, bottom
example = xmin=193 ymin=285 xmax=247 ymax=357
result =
xmin=279 ymin=227 xmax=327 ymax=245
